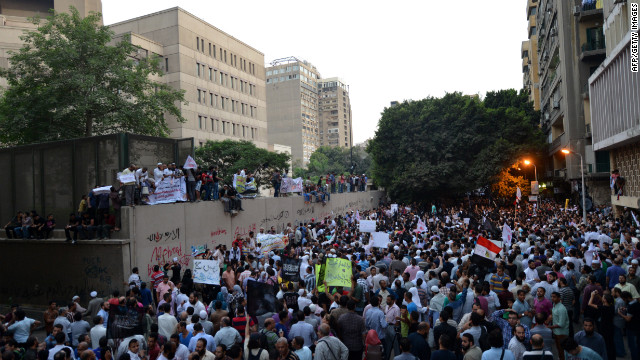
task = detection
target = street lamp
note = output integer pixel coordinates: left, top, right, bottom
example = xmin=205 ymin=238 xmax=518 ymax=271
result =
xmin=523 ymin=160 xmax=537 ymax=182
xmin=561 ymin=148 xmax=587 ymax=225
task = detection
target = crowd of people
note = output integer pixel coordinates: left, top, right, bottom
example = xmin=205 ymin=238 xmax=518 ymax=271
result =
xmin=3 ymin=198 xmax=640 ymax=360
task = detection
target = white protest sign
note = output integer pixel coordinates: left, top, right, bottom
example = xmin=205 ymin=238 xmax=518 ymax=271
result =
xmin=289 ymin=177 xmax=304 ymax=193
xmin=93 ymin=186 xmax=111 ymax=195
xmin=257 ymin=234 xmax=289 ymax=254
xmin=148 ymin=178 xmax=187 ymax=205
xmin=390 ymin=204 xmax=398 ymax=214
xmin=359 ymin=220 xmax=377 ymax=233
xmin=464 ymin=218 xmax=470 ymax=225
xmin=183 ymin=155 xmax=198 ymax=170
xmin=193 ymin=259 xmax=220 ymax=285
xmin=371 ymin=232 xmax=391 ymax=248
xmin=118 ymin=173 xmax=136 ymax=184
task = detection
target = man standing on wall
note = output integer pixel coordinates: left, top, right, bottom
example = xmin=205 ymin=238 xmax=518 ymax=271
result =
xmin=121 ymin=163 xmax=137 ymax=207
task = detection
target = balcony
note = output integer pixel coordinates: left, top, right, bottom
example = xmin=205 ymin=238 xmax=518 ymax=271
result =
xmin=580 ymin=36 xmax=606 ymax=62
xmin=577 ymin=1 xmax=603 ymax=22
xmin=550 ymin=132 xmax=565 ymax=153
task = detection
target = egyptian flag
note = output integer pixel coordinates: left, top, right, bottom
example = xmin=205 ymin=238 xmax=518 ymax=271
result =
xmin=471 ymin=236 xmax=503 ymax=268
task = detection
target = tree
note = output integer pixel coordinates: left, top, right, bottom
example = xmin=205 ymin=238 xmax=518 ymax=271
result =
xmin=195 ymin=140 xmax=290 ymax=189
xmin=0 ymin=7 xmax=186 ymax=146
xmin=367 ymin=91 xmax=544 ymax=202
xmin=491 ymin=164 xmax=531 ymax=199
xmin=293 ymin=146 xmax=372 ymax=182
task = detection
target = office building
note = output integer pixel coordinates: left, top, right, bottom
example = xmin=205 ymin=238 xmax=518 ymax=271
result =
xmin=535 ymin=0 xmax=610 ymax=204
xmin=0 ymin=0 xmax=103 ymax=88
xmin=266 ymin=57 xmax=321 ymax=166
xmin=522 ymin=0 xmax=541 ymax=110
xmin=589 ymin=0 xmax=640 ymax=210
xmin=318 ymin=77 xmax=352 ymax=148
xmin=109 ymin=7 xmax=268 ymax=148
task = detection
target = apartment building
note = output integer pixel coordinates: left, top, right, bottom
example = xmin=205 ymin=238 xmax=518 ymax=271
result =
xmin=536 ymin=0 xmax=610 ymax=204
xmin=522 ymin=0 xmax=541 ymax=110
xmin=109 ymin=7 xmax=268 ymax=148
xmin=0 ymin=0 xmax=103 ymax=88
xmin=266 ymin=57 xmax=321 ymax=166
xmin=589 ymin=0 xmax=640 ymax=210
xmin=318 ymin=78 xmax=352 ymax=148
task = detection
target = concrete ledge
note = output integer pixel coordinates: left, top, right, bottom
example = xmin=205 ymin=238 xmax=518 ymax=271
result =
xmin=611 ymin=195 xmax=640 ymax=209
xmin=0 ymin=238 xmax=130 ymax=245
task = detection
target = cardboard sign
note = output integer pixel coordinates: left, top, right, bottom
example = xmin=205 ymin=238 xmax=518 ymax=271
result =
xmin=183 ymin=155 xmax=198 ymax=170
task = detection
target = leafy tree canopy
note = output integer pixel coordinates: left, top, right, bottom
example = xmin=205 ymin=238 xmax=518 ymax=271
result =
xmin=0 ymin=7 xmax=186 ymax=146
xmin=366 ymin=90 xmax=544 ymax=202
xmin=293 ymin=146 xmax=372 ymax=181
xmin=195 ymin=140 xmax=290 ymax=189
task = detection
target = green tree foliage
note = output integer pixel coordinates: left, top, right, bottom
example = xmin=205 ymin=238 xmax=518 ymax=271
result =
xmin=491 ymin=164 xmax=531 ymax=199
xmin=0 ymin=7 xmax=186 ymax=146
xmin=367 ymin=90 xmax=544 ymax=202
xmin=293 ymin=146 xmax=372 ymax=181
xmin=195 ymin=140 xmax=290 ymax=189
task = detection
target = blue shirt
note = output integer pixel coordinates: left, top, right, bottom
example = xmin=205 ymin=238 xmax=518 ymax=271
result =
xmin=364 ymin=307 xmax=388 ymax=340
xmin=606 ymin=265 xmax=626 ymax=289
xmin=512 ymin=299 xmax=532 ymax=327
xmin=8 ymin=318 xmax=35 ymax=343
xmin=481 ymin=347 xmax=515 ymax=360
xmin=295 ymin=347 xmax=312 ymax=360
xmin=141 ymin=288 xmax=153 ymax=307
xmin=407 ymin=302 xmax=418 ymax=314
xmin=489 ymin=310 xmax=531 ymax=349
xmin=179 ymin=332 xmax=193 ymax=347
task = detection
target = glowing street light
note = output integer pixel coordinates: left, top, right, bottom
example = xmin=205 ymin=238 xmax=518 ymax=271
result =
xmin=561 ymin=148 xmax=587 ymax=225
xmin=523 ymin=160 xmax=537 ymax=182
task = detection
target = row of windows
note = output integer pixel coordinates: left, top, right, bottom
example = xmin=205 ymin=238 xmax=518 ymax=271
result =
xmin=266 ymin=65 xmax=318 ymax=79
xmin=196 ymin=62 xmax=256 ymax=96
xmin=195 ymin=36 xmax=257 ymax=76
xmin=197 ymin=115 xmax=258 ymax=139
xmin=266 ymin=74 xmax=299 ymax=83
xmin=196 ymin=89 xmax=257 ymax=117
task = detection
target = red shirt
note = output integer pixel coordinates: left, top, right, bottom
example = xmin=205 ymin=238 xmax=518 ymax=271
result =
xmin=148 ymin=344 xmax=160 ymax=360
xmin=151 ymin=271 xmax=164 ymax=289
xmin=232 ymin=315 xmax=255 ymax=333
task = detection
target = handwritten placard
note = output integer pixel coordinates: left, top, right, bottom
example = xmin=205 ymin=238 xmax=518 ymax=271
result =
xmin=324 ymin=258 xmax=351 ymax=287
xmin=193 ymin=259 xmax=220 ymax=285
xmin=359 ymin=220 xmax=377 ymax=233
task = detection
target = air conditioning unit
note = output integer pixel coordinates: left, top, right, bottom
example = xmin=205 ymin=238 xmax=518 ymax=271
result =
xmin=553 ymin=100 xmax=560 ymax=108
xmin=574 ymin=5 xmax=581 ymax=15
xmin=550 ymin=29 xmax=557 ymax=36
xmin=545 ymin=112 xmax=550 ymax=120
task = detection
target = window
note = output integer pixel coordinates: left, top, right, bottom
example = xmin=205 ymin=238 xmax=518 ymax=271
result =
xmin=196 ymin=37 xmax=199 ymax=50
xmin=222 ymin=121 xmax=226 ymax=134
xmin=234 ymin=55 xmax=237 ymax=67
xmin=232 ymin=123 xmax=236 ymax=136
xmin=213 ymin=45 xmax=216 ymax=59
xmin=241 ymin=103 xmax=245 ymax=115
xmin=219 ymin=48 xmax=223 ymax=60
xmin=242 ymin=126 xmax=246 ymax=137
xmin=230 ymin=77 xmax=235 ymax=89
xmin=201 ymin=39 xmax=204 ymax=52
xmin=214 ymin=95 xmax=218 ymax=108
xmin=208 ymin=68 xmax=212 ymax=80
xmin=250 ymin=106 xmax=255 ymax=117
xmin=224 ymin=50 xmax=227 ymax=63
xmin=165 ymin=58 xmax=169 ymax=72
xmin=251 ymin=128 xmax=255 ymax=139
xmin=196 ymin=62 xmax=200 ymax=77
xmin=214 ymin=70 xmax=218 ymax=82
xmin=241 ymin=81 xmax=244 ymax=92
xmin=211 ymin=118 xmax=214 ymax=131
xmin=250 ymin=84 xmax=253 ymax=95
xmin=219 ymin=73 xmax=224 ymax=85
xmin=198 ymin=115 xmax=202 ymax=129
xmin=221 ymin=97 xmax=225 ymax=110
xmin=208 ymin=43 xmax=211 ymax=55
xmin=210 ymin=93 xmax=213 ymax=106
xmin=197 ymin=90 xmax=201 ymax=103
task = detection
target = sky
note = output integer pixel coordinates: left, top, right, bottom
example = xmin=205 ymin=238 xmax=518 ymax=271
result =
xmin=102 ymin=0 xmax=528 ymax=144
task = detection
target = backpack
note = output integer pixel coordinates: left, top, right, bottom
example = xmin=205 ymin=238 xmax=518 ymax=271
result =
xmin=247 ymin=348 xmax=264 ymax=360
xmin=478 ymin=325 xmax=490 ymax=352
xmin=258 ymin=329 xmax=276 ymax=358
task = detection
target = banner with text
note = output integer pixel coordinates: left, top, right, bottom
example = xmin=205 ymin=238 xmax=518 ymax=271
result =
xmin=282 ymin=257 xmax=301 ymax=281
xmin=257 ymin=233 xmax=289 ymax=255
xmin=324 ymin=258 xmax=352 ymax=287
xmin=147 ymin=178 xmax=187 ymax=205
xmin=281 ymin=177 xmax=304 ymax=193
xmin=193 ymin=259 xmax=220 ymax=285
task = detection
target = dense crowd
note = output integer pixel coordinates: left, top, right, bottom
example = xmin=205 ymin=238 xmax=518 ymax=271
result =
xmin=2 ymin=198 xmax=640 ymax=360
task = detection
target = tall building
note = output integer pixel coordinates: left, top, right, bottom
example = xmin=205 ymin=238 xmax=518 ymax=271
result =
xmin=318 ymin=78 xmax=352 ymax=148
xmin=535 ymin=0 xmax=610 ymax=204
xmin=109 ymin=7 xmax=267 ymax=148
xmin=265 ymin=57 xmax=321 ymax=166
xmin=522 ymin=0 xmax=541 ymax=110
xmin=0 ymin=0 xmax=103 ymax=88
xmin=589 ymin=0 xmax=640 ymax=211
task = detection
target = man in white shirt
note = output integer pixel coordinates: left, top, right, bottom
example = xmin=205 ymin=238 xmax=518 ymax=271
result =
xmin=187 ymin=293 xmax=206 ymax=315
xmin=169 ymin=334 xmax=190 ymax=360
xmin=188 ymin=323 xmax=216 ymax=352
xmin=157 ymin=303 xmax=178 ymax=339
xmin=89 ymin=316 xmax=106 ymax=350
xmin=153 ymin=163 xmax=165 ymax=184
xmin=128 ymin=268 xmax=141 ymax=289
xmin=524 ymin=260 xmax=540 ymax=285
xmin=48 ymin=332 xmax=75 ymax=360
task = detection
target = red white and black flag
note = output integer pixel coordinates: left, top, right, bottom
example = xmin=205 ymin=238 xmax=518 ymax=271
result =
xmin=471 ymin=236 xmax=503 ymax=268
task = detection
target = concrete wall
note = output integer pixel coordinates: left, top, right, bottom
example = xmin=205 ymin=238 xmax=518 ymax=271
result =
xmin=127 ymin=191 xmax=385 ymax=280
xmin=0 ymin=240 xmax=129 ymax=305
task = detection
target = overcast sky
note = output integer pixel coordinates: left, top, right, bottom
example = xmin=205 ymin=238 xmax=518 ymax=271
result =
xmin=103 ymin=0 xmax=528 ymax=144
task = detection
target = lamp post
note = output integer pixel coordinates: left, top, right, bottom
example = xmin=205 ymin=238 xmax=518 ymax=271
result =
xmin=523 ymin=160 xmax=537 ymax=182
xmin=561 ymin=148 xmax=587 ymax=225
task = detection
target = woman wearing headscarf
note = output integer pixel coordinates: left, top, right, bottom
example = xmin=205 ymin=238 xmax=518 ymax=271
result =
xmin=228 ymin=285 xmax=244 ymax=315
xmin=181 ymin=269 xmax=193 ymax=296
xmin=299 ymin=255 xmax=310 ymax=281
xmin=414 ymin=271 xmax=427 ymax=289
xmin=209 ymin=287 xmax=228 ymax=311
xmin=364 ymin=330 xmax=383 ymax=360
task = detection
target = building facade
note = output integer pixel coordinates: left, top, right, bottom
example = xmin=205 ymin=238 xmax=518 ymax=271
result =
xmin=318 ymin=77 xmax=352 ymax=148
xmin=0 ymin=0 xmax=103 ymax=88
xmin=265 ymin=57 xmax=321 ymax=166
xmin=589 ymin=0 xmax=640 ymax=210
xmin=535 ymin=0 xmax=610 ymax=205
xmin=522 ymin=0 xmax=541 ymax=110
xmin=109 ymin=7 xmax=268 ymax=148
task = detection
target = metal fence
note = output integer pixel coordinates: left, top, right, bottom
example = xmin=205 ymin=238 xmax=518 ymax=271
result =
xmin=0 ymin=133 xmax=193 ymax=225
